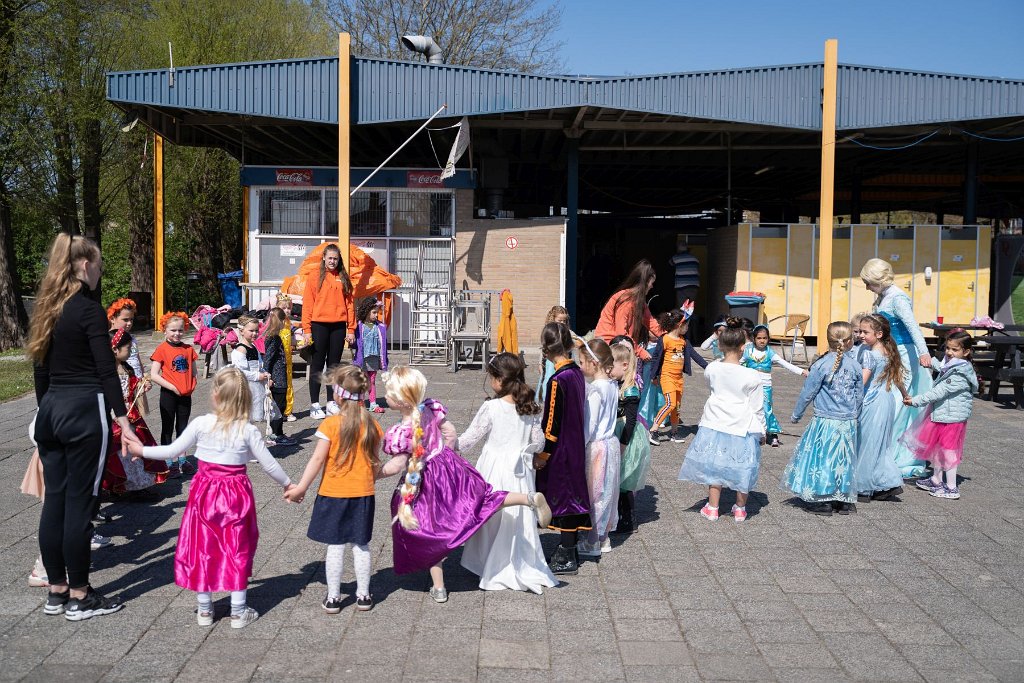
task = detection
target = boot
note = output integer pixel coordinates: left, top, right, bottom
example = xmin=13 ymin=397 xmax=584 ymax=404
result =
xmin=613 ymin=492 xmax=634 ymax=535
xmin=548 ymin=544 xmax=579 ymax=576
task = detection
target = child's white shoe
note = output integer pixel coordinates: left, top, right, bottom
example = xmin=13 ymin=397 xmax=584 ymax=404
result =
xmin=230 ymin=606 xmax=259 ymax=628
xmin=197 ymin=610 xmax=213 ymax=627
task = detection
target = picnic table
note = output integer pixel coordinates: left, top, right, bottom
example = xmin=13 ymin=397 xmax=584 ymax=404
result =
xmin=972 ymin=334 xmax=1024 ymax=410
xmin=921 ymin=322 xmax=1024 ymax=342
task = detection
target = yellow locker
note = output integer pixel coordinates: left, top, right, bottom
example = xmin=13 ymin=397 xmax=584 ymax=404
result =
xmin=976 ymin=226 xmax=992 ymax=317
xmin=849 ymin=225 xmax=878 ymax=318
xmin=938 ymin=227 xmax=979 ymax=323
xmin=914 ymin=226 xmax=940 ymax=327
xmin=748 ymin=225 xmax=788 ymax=323
xmin=877 ymin=226 xmax=915 ymax=306
xmin=830 ymin=228 xmax=852 ymax=324
xmin=787 ymin=224 xmax=816 ymax=330
xmin=737 ymin=223 xmax=753 ymax=290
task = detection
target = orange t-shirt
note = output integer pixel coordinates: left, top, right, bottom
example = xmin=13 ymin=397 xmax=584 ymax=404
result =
xmin=660 ymin=335 xmax=687 ymax=387
xmin=150 ymin=341 xmax=198 ymax=396
xmin=315 ymin=415 xmax=383 ymax=498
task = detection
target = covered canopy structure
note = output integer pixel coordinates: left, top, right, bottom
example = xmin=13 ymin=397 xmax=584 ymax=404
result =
xmin=107 ymin=47 xmax=1024 ymax=339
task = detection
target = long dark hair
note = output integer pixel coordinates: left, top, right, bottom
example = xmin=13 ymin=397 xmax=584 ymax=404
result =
xmin=317 ymin=243 xmax=353 ymax=295
xmin=540 ymin=322 xmax=574 ymax=360
xmin=612 ymin=259 xmax=657 ymax=346
xmin=487 ymin=352 xmax=540 ymax=416
xmin=862 ymin=314 xmax=904 ymax=390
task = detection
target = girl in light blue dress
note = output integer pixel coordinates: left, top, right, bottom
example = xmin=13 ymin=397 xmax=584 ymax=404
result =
xmin=852 ymin=315 xmax=905 ymax=502
xmin=742 ymin=325 xmax=807 ymax=448
xmin=782 ymin=322 xmax=864 ymax=516
xmin=860 ymin=258 xmax=934 ymax=478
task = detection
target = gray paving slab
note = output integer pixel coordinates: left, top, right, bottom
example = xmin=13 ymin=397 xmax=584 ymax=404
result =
xmin=1 ymin=336 xmax=1024 ymax=681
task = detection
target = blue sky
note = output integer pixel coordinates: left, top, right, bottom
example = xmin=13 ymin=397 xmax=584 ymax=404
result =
xmin=551 ymin=0 xmax=1024 ymax=79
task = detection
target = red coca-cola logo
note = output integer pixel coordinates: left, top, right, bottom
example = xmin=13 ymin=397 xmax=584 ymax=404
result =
xmin=406 ymin=171 xmax=444 ymax=187
xmin=275 ymin=169 xmax=313 ymax=186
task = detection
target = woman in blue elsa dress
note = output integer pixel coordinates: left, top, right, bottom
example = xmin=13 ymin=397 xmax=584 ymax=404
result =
xmin=859 ymin=258 xmax=934 ymax=478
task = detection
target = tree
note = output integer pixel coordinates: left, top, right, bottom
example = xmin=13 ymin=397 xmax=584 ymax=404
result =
xmin=319 ymin=0 xmax=564 ymax=73
xmin=0 ymin=0 xmax=38 ymax=350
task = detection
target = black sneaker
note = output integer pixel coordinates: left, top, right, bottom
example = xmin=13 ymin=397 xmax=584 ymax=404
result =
xmin=669 ymin=427 xmax=687 ymax=443
xmin=806 ymin=502 xmax=833 ymax=516
xmin=273 ymin=435 xmax=298 ymax=447
xmin=64 ymin=588 xmax=124 ymax=621
xmin=322 ymin=596 xmax=343 ymax=614
xmin=857 ymin=494 xmax=872 ymax=503
xmin=44 ymin=590 xmax=70 ymax=616
xmin=872 ymin=486 xmax=903 ymax=501
xmin=770 ymin=435 xmax=781 ymax=448
xmin=93 ymin=510 xmax=114 ymax=524
xmin=356 ymin=595 xmax=373 ymax=612
xmin=837 ymin=502 xmax=857 ymax=515
xmin=547 ymin=545 xmax=579 ymax=576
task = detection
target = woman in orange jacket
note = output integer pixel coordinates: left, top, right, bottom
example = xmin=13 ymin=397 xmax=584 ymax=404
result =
xmin=595 ymin=259 xmax=664 ymax=361
xmin=302 ymin=243 xmax=356 ymax=419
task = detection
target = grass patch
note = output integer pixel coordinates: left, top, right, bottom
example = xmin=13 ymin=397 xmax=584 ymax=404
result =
xmin=0 ymin=349 xmax=34 ymax=402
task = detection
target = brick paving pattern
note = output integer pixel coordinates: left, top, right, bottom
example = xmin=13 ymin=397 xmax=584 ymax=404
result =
xmin=2 ymin=337 xmax=1024 ymax=682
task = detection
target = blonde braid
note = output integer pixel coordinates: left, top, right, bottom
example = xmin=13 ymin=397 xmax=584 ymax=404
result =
xmin=396 ymin=407 xmax=423 ymax=530
xmin=830 ymin=342 xmax=843 ymax=377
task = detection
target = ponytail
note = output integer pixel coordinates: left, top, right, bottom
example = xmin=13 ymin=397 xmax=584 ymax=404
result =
xmin=395 ymin=408 xmax=424 ymax=530
xmin=487 ymin=352 xmax=540 ymax=416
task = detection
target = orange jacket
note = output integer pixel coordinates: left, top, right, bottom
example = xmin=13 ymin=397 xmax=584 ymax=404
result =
xmin=595 ymin=289 xmax=664 ymax=359
xmin=302 ymin=270 xmax=355 ymax=335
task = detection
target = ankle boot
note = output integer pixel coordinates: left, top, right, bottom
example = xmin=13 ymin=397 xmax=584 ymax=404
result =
xmin=613 ymin=493 xmax=634 ymax=535
xmin=548 ymin=545 xmax=579 ymax=576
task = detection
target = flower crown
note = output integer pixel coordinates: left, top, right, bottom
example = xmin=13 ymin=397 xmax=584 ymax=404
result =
xmin=158 ymin=311 xmax=190 ymax=332
xmin=106 ymin=297 xmax=137 ymax=321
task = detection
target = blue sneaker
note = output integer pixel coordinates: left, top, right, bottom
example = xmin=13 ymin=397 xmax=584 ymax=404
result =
xmin=915 ymin=477 xmax=943 ymax=493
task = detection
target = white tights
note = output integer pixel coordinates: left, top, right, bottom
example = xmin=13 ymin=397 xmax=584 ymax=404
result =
xmin=197 ymin=589 xmax=246 ymax=616
xmin=325 ymin=543 xmax=371 ymax=599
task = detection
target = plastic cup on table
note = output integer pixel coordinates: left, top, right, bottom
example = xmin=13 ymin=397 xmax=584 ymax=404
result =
xmin=936 ymin=316 xmax=944 ymax=324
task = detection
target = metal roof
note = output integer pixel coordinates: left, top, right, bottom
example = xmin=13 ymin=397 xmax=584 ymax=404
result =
xmin=107 ymin=56 xmax=1024 ymax=131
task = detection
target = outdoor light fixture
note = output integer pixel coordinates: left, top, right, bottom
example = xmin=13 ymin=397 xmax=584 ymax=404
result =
xmin=754 ymin=166 xmax=774 ymax=176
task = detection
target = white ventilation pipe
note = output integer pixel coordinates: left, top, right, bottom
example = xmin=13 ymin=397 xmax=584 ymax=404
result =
xmin=401 ymin=35 xmax=443 ymax=64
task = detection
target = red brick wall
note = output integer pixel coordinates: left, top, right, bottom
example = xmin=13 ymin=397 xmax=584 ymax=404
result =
xmin=455 ymin=196 xmax=565 ymax=354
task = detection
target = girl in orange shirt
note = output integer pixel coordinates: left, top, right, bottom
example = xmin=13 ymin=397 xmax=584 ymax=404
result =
xmin=301 ymin=243 xmax=356 ymax=419
xmin=285 ymin=365 xmax=382 ymax=612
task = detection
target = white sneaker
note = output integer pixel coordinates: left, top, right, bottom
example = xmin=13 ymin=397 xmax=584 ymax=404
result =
xmin=28 ymin=558 xmax=48 ymax=587
xmin=601 ymin=537 xmax=612 ymax=554
xmin=285 ymin=414 xmax=297 ymax=422
xmin=230 ymin=606 xmax=259 ymax=628
xmin=325 ymin=400 xmax=340 ymax=416
xmin=309 ymin=404 xmax=326 ymax=419
xmin=90 ymin=533 xmax=112 ymax=550
xmin=197 ymin=610 xmax=214 ymax=627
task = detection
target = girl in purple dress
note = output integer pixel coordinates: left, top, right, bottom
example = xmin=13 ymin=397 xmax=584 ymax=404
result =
xmin=379 ymin=367 xmax=552 ymax=603
xmin=534 ymin=322 xmax=591 ymax=576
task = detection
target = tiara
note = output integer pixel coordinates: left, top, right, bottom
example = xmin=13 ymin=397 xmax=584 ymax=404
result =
xmin=335 ymin=386 xmax=366 ymax=402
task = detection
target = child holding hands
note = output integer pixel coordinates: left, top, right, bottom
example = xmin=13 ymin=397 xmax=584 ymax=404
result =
xmin=678 ymin=319 xmax=765 ymax=522
xmin=127 ymin=367 xmax=293 ymax=628
xmin=284 ymin=365 xmax=383 ymax=611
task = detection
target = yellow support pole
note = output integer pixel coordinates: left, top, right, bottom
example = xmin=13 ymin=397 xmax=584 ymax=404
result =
xmin=816 ymin=39 xmax=838 ymax=353
xmin=154 ymin=133 xmax=165 ymax=318
xmin=338 ymin=33 xmax=351 ymax=270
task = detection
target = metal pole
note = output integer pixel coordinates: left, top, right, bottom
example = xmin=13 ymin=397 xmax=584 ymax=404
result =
xmin=566 ymin=138 xmax=580 ymax=323
xmin=816 ymin=39 xmax=838 ymax=353
xmin=727 ymin=133 xmax=733 ymax=224
xmin=350 ymin=103 xmax=448 ymax=197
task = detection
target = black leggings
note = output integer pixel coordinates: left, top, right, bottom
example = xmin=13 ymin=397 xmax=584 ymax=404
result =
xmin=269 ymin=388 xmax=287 ymax=436
xmin=309 ymin=321 xmax=347 ymax=403
xmin=36 ymin=384 xmax=111 ymax=589
xmin=159 ymin=389 xmax=192 ymax=446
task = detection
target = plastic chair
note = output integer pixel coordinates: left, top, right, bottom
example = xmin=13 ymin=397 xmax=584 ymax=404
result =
xmin=768 ymin=314 xmax=810 ymax=365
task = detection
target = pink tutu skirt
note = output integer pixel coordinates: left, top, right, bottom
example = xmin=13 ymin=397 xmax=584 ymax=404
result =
xmin=900 ymin=407 xmax=966 ymax=470
xmin=175 ymin=461 xmax=258 ymax=592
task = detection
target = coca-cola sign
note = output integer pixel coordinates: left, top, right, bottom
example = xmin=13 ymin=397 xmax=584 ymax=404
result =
xmin=406 ymin=171 xmax=444 ymax=188
xmin=275 ymin=169 xmax=313 ymax=186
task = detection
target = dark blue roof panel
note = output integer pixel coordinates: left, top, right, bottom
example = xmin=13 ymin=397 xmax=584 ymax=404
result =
xmin=106 ymin=56 xmax=1024 ymax=130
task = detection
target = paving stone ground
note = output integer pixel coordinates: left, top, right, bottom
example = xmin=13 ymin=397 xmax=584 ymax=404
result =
xmin=2 ymin=335 xmax=1024 ymax=682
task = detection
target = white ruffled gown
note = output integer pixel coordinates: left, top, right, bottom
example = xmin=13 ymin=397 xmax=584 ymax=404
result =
xmin=457 ymin=399 xmax=557 ymax=594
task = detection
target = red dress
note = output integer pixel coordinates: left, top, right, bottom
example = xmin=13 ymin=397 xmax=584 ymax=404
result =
xmin=102 ymin=370 xmax=168 ymax=493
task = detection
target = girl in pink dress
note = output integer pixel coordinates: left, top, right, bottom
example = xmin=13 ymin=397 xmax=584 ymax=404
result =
xmin=378 ymin=367 xmax=552 ymax=603
xmin=128 ymin=367 xmax=293 ymax=628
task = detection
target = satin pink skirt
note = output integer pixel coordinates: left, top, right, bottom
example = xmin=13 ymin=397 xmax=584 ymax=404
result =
xmin=175 ymin=461 xmax=258 ymax=592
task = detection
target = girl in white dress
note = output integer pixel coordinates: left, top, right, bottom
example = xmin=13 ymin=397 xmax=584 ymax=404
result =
xmin=457 ymin=353 xmax=557 ymax=594
xmin=578 ymin=338 xmax=622 ymax=557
